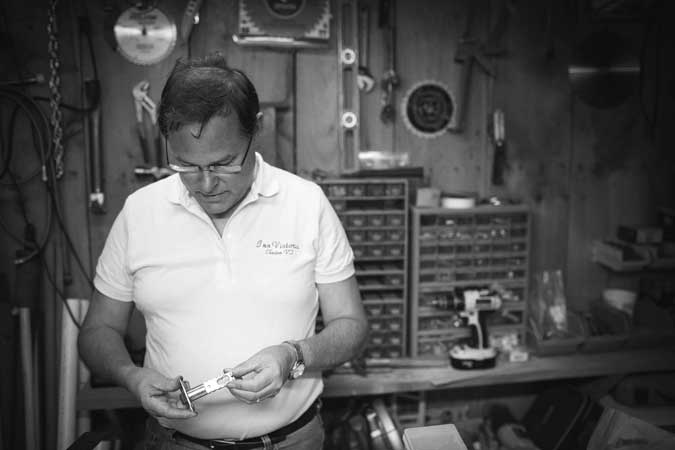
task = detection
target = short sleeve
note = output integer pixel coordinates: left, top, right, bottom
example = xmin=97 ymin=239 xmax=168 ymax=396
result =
xmin=94 ymin=205 xmax=134 ymax=301
xmin=314 ymin=186 xmax=355 ymax=284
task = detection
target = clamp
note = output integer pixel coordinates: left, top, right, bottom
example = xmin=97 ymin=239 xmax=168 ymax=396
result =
xmin=132 ymin=80 xmax=157 ymax=125
xmin=132 ymin=80 xmax=170 ymax=180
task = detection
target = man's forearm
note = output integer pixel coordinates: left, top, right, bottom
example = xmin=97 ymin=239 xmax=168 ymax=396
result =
xmin=78 ymin=327 xmax=139 ymax=390
xmin=301 ymin=316 xmax=368 ymax=371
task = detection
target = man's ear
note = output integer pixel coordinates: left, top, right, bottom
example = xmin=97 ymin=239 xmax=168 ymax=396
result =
xmin=254 ymin=111 xmax=263 ymax=133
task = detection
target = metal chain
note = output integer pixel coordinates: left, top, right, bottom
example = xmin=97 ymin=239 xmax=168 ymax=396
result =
xmin=47 ymin=0 xmax=65 ymax=179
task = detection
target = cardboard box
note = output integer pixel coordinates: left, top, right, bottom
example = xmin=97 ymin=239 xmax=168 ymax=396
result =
xmin=415 ymin=188 xmax=441 ymax=207
xmin=403 ymin=424 xmax=468 ymax=450
xmin=618 ymin=225 xmax=664 ymax=244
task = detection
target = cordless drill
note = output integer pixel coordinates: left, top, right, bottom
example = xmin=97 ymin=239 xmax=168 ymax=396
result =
xmin=431 ymin=287 xmax=502 ymax=369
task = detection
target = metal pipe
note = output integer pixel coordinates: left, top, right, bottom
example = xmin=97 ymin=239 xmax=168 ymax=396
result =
xmin=17 ymin=308 xmax=37 ymax=450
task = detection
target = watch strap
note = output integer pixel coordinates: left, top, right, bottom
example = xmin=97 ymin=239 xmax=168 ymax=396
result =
xmin=283 ymin=340 xmax=304 ymax=365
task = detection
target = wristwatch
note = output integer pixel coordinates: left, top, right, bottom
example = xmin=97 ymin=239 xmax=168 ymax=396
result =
xmin=283 ymin=340 xmax=306 ymax=380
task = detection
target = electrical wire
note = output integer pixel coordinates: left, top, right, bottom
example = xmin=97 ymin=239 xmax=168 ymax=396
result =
xmin=43 ymin=173 xmax=96 ymax=291
xmin=40 ymin=255 xmax=81 ymax=329
xmin=0 ymin=105 xmax=16 ymax=179
xmin=0 ymin=90 xmax=53 ymax=254
xmin=0 ymin=89 xmax=51 ymax=185
xmin=0 ymin=86 xmax=92 ymax=326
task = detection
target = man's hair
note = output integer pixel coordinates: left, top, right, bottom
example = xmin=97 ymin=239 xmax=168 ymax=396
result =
xmin=158 ymin=53 xmax=260 ymax=138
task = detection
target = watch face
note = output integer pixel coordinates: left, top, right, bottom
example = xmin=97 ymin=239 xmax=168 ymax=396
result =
xmin=290 ymin=362 xmax=305 ymax=379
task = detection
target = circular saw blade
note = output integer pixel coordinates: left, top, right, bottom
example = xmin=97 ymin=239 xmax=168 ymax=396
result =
xmin=401 ymin=80 xmax=455 ymax=139
xmin=114 ymin=6 xmax=177 ymax=66
xmin=239 ymin=0 xmax=330 ymax=40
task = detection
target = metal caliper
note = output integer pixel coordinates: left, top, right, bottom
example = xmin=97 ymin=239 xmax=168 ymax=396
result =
xmin=178 ymin=370 xmax=235 ymax=413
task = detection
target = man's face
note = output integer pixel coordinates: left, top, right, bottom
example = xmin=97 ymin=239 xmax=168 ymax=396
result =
xmin=167 ymin=115 xmax=255 ymax=219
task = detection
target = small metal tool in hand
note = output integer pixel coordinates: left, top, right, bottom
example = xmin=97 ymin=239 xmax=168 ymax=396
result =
xmin=178 ymin=370 xmax=235 ymax=413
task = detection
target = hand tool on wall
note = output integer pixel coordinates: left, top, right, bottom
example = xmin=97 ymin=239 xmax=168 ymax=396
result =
xmin=87 ymin=80 xmax=106 ymax=213
xmin=178 ymin=370 xmax=235 ymax=413
xmin=449 ymin=3 xmax=490 ymax=133
xmin=490 ymin=109 xmax=507 ymax=186
xmin=132 ymin=81 xmax=171 ymax=180
xmin=357 ymin=6 xmax=374 ymax=92
xmin=449 ymin=0 xmax=510 ymax=133
xmin=77 ymin=13 xmax=106 ymax=214
xmin=336 ymin=0 xmax=361 ymax=173
xmin=232 ymin=0 xmax=331 ymax=48
xmin=180 ymin=0 xmax=203 ymax=43
xmin=378 ymin=0 xmax=399 ymax=124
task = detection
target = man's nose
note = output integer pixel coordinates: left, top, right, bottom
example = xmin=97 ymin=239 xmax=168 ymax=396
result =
xmin=199 ymin=169 xmax=218 ymax=192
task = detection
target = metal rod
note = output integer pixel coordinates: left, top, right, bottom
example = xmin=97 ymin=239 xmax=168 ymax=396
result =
xmin=18 ymin=308 xmax=37 ymax=450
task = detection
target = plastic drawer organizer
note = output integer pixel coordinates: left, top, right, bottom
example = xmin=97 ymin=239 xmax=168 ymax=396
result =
xmin=409 ymin=206 xmax=531 ymax=357
xmin=319 ymin=179 xmax=409 ymax=358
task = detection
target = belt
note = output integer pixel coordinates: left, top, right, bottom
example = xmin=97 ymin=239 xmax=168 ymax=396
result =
xmin=172 ymin=399 xmax=320 ymax=449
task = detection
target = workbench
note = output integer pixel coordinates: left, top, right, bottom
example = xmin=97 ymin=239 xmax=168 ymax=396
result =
xmin=77 ymin=349 xmax=675 ymax=411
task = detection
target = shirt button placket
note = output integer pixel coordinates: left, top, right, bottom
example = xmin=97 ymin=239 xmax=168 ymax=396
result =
xmin=221 ymin=229 xmax=233 ymax=283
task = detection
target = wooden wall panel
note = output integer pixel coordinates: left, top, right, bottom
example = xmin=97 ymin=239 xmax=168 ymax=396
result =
xmin=189 ymin=0 xmax=292 ymax=105
xmin=394 ymin=0 xmax=485 ymax=194
xmin=1 ymin=0 xmax=673 ymax=361
xmin=296 ymin=48 xmax=340 ymax=175
xmin=566 ymin=101 xmax=610 ymax=309
xmin=491 ymin=0 xmax=574 ymax=283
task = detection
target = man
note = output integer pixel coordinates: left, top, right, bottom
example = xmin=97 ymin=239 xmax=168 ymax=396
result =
xmin=78 ymin=54 xmax=368 ymax=450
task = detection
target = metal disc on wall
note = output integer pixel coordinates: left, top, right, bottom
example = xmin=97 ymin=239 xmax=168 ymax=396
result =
xmin=114 ymin=6 xmax=177 ymax=66
xmin=238 ymin=0 xmax=331 ymax=41
xmin=568 ymin=30 xmax=640 ymax=109
xmin=401 ymin=81 xmax=455 ymax=139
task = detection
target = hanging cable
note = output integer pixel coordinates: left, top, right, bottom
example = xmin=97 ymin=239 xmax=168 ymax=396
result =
xmin=0 ymin=89 xmax=53 ymax=255
xmin=0 ymin=87 xmax=94 ymax=325
xmin=0 ymin=89 xmax=50 ymax=185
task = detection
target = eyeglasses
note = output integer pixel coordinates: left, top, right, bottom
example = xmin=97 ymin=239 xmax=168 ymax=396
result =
xmin=166 ymin=135 xmax=253 ymax=175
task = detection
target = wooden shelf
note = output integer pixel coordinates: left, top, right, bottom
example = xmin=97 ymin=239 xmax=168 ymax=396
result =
xmin=77 ymin=349 xmax=675 ymax=410
xmin=322 ymin=178 xmax=409 ymax=359
xmin=328 ymin=195 xmax=406 ymax=201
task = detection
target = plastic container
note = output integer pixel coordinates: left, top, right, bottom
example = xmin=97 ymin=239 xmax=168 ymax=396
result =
xmin=528 ymin=312 xmax=585 ymax=356
xmin=602 ymin=288 xmax=637 ymax=316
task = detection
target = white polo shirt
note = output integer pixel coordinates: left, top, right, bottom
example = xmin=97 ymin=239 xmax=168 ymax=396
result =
xmin=94 ymin=153 xmax=354 ymax=439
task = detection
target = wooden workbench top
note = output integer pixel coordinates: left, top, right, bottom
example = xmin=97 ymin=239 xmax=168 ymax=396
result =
xmin=77 ymin=349 xmax=675 ymax=411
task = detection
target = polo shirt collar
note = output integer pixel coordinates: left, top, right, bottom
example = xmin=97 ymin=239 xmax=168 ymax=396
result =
xmin=249 ymin=152 xmax=280 ymax=198
xmin=166 ymin=152 xmax=279 ymax=208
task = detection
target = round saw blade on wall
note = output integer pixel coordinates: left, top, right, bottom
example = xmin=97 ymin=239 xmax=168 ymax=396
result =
xmin=401 ymin=81 xmax=455 ymax=139
xmin=239 ymin=0 xmax=331 ymax=40
xmin=114 ymin=5 xmax=177 ymax=66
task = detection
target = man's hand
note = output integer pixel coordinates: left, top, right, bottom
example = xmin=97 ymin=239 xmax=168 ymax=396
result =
xmin=125 ymin=367 xmax=197 ymax=419
xmin=227 ymin=344 xmax=295 ymax=404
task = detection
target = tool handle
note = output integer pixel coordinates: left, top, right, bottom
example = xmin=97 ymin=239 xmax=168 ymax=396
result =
xmin=181 ymin=0 xmax=203 ymax=42
xmin=466 ymin=310 xmax=490 ymax=349
xmin=136 ymin=123 xmax=151 ymax=164
xmin=491 ymin=143 xmax=507 ymax=186
xmin=89 ymin=105 xmax=106 ymax=213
